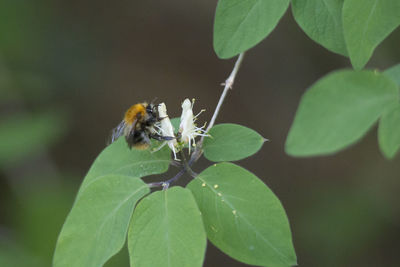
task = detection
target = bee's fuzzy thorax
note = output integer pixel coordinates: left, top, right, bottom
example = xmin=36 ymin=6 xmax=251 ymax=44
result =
xmin=124 ymin=103 xmax=147 ymax=125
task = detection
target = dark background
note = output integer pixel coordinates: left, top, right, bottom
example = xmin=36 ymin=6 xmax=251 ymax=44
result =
xmin=1 ymin=1 xmax=399 ymax=266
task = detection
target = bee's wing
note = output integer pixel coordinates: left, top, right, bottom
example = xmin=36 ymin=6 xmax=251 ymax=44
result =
xmin=108 ymin=120 xmax=127 ymax=144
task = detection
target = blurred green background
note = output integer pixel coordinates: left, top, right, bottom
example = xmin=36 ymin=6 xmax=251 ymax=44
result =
xmin=0 ymin=1 xmax=399 ymax=266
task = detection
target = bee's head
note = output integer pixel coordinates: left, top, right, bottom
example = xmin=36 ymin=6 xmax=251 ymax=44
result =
xmin=146 ymin=103 xmax=157 ymax=114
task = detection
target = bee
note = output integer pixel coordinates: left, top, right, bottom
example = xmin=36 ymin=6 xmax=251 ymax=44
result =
xmin=110 ymin=102 xmax=174 ymax=149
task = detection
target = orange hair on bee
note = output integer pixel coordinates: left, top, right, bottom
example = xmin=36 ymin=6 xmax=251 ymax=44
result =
xmin=132 ymin=143 xmax=150 ymax=150
xmin=124 ymin=103 xmax=147 ymax=125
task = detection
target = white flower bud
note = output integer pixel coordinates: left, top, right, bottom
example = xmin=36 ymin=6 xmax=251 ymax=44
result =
xmin=179 ymin=98 xmax=208 ymax=154
xmin=157 ymin=103 xmax=178 ymax=160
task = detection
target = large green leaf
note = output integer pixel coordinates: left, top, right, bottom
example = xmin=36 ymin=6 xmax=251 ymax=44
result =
xmin=291 ymin=0 xmax=347 ymax=56
xmin=79 ymin=138 xmax=171 ymax=195
xmin=384 ymin=63 xmax=400 ymax=87
xmin=54 ymin=138 xmax=171 ymax=266
xmin=342 ymin=0 xmax=400 ymax=70
xmin=53 ymin=176 xmax=149 ymax=267
xmin=378 ymin=104 xmax=400 ymax=159
xmin=187 ymin=163 xmax=296 ymax=266
xmin=128 ymin=186 xmax=206 ymax=267
xmin=286 ymin=70 xmax=398 ymax=156
xmin=203 ymin=124 xmax=265 ymax=162
xmin=213 ymin=0 xmax=290 ymax=59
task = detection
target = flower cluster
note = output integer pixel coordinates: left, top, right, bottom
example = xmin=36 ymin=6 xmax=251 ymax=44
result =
xmin=155 ymin=98 xmax=208 ymax=160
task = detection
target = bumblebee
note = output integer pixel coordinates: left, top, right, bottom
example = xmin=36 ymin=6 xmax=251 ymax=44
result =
xmin=111 ymin=102 xmax=174 ymax=149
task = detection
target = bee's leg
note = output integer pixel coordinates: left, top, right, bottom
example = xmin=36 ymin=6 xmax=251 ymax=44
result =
xmin=149 ymin=133 xmax=175 ymax=141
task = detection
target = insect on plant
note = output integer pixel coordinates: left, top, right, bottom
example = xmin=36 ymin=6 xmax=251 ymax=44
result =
xmin=53 ymin=53 xmax=297 ymax=267
xmin=53 ymin=0 xmax=400 ymax=265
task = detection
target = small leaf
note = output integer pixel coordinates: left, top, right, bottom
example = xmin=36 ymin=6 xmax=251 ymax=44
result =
xmin=286 ymin=70 xmax=398 ymax=156
xmin=378 ymin=104 xmax=400 ymax=159
xmin=53 ymin=176 xmax=149 ymax=267
xmin=342 ymin=0 xmax=400 ymax=70
xmin=213 ymin=0 xmax=290 ymax=59
xmin=128 ymin=187 xmax=206 ymax=267
xmin=291 ymin=0 xmax=347 ymax=56
xmin=384 ymin=63 xmax=400 ymax=87
xmin=187 ymin=163 xmax=296 ymax=266
xmin=79 ymin=138 xmax=171 ymax=195
xmin=203 ymin=123 xmax=265 ymax=162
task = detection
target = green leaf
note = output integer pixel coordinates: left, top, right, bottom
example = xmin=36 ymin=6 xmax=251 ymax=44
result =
xmin=203 ymin=123 xmax=265 ymax=162
xmin=378 ymin=104 xmax=400 ymax=159
xmin=128 ymin=186 xmax=206 ymax=267
xmin=0 ymin=111 xmax=66 ymax=168
xmin=286 ymin=70 xmax=399 ymax=156
xmin=342 ymin=0 xmax=400 ymax=70
xmin=213 ymin=0 xmax=290 ymax=59
xmin=187 ymin=163 xmax=296 ymax=266
xmin=53 ymin=176 xmax=149 ymax=267
xmin=384 ymin=63 xmax=400 ymax=87
xmin=54 ymin=138 xmax=172 ymax=266
xmin=291 ymin=0 xmax=347 ymax=56
xmin=170 ymin=117 xmax=180 ymax=133
xmin=79 ymin=138 xmax=171 ymax=195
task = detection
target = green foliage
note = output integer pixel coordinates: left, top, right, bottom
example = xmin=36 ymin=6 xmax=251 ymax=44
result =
xmin=378 ymin=105 xmax=400 ymax=159
xmin=213 ymin=0 xmax=290 ymax=58
xmin=128 ymin=187 xmax=206 ymax=267
xmin=0 ymin=111 xmax=66 ymax=168
xmin=384 ymin=63 xmax=400 ymax=87
xmin=170 ymin=117 xmax=180 ymax=133
xmin=342 ymin=0 xmax=400 ymax=70
xmin=79 ymin=138 xmax=171 ymax=194
xmin=285 ymin=70 xmax=398 ymax=156
xmin=187 ymin=162 xmax=296 ymax=266
xmin=291 ymin=0 xmax=347 ymax=56
xmin=54 ymin=117 xmax=293 ymax=266
xmin=203 ymin=123 xmax=265 ymax=162
xmin=54 ymin=140 xmax=172 ymax=267
xmin=53 ymin=176 xmax=149 ymax=267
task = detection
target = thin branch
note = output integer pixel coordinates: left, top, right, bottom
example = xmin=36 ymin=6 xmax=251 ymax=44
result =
xmin=147 ymin=168 xmax=186 ymax=189
xmin=190 ymin=52 xmax=245 ymax=162
xmin=149 ymin=52 xmax=246 ymax=188
xmin=180 ymin=150 xmax=198 ymax=178
xmin=206 ymin=52 xmax=245 ymax=132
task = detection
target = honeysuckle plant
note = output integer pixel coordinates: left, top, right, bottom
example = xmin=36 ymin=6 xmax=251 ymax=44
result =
xmin=54 ymin=0 xmax=400 ymax=266
xmin=53 ymin=51 xmax=296 ymax=267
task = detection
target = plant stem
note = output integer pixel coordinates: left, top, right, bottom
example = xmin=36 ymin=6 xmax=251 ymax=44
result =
xmin=206 ymin=52 xmax=245 ymax=133
xmin=148 ymin=52 xmax=245 ymax=189
xmin=180 ymin=150 xmax=198 ymax=178
xmin=191 ymin=52 xmax=245 ymax=162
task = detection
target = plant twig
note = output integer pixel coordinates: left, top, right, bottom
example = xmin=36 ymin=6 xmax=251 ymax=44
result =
xmin=149 ymin=52 xmax=245 ymax=189
xmin=206 ymin=52 xmax=245 ymax=133
xmin=190 ymin=52 xmax=245 ymax=162
xmin=180 ymin=150 xmax=198 ymax=178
